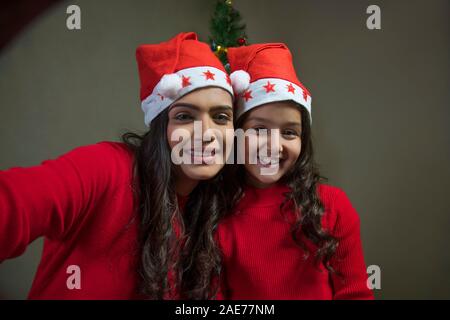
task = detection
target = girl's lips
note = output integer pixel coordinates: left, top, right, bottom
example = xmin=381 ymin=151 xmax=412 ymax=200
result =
xmin=256 ymin=156 xmax=281 ymax=168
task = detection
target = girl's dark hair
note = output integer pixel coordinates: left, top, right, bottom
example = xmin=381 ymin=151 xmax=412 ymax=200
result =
xmin=223 ymin=102 xmax=339 ymax=274
xmin=121 ymin=109 xmax=225 ymax=299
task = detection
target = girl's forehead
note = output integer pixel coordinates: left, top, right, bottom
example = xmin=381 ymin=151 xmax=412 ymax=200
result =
xmin=242 ymin=102 xmax=302 ymax=125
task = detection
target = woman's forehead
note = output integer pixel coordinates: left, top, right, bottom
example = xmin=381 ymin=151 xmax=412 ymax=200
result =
xmin=175 ymin=87 xmax=232 ymax=107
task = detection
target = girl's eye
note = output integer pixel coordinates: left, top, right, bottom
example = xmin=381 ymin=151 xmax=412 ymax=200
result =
xmin=174 ymin=113 xmax=194 ymax=121
xmin=214 ymin=113 xmax=232 ymax=124
xmin=283 ymin=130 xmax=299 ymax=138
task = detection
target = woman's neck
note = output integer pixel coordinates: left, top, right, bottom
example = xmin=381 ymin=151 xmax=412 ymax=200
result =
xmin=174 ymin=172 xmax=199 ymax=196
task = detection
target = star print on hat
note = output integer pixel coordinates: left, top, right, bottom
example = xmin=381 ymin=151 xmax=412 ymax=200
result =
xmin=136 ymin=32 xmax=233 ymax=126
xmin=227 ymin=43 xmax=312 ymax=122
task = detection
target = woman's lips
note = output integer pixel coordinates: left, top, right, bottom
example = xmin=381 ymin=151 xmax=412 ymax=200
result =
xmin=184 ymin=148 xmax=218 ymax=164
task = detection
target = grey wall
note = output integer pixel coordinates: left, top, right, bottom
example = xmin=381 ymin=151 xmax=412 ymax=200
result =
xmin=0 ymin=0 xmax=449 ymax=299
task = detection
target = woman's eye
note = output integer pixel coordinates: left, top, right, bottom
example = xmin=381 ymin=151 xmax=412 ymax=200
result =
xmin=253 ymin=127 xmax=267 ymax=134
xmin=214 ymin=113 xmax=232 ymax=123
xmin=174 ymin=113 xmax=193 ymax=121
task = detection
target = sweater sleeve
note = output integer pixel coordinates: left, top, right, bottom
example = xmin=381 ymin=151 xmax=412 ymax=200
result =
xmin=0 ymin=142 xmax=120 ymax=261
xmin=329 ymin=189 xmax=374 ymax=300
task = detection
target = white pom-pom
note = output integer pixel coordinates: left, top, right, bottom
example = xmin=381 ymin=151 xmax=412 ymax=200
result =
xmin=158 ymin=73 xmax=183 ymax=98
xmin=230 ymin=70 xmax=250 ymax=94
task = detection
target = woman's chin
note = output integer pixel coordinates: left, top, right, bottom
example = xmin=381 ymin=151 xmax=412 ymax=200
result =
xmin=180 ymin=163 xmax=223 ymax=181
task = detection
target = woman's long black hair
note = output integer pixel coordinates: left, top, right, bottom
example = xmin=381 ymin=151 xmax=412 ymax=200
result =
xmin=122 ymin=109 xmax=226 ymax=299
xmin=223 ymin=102 xmax=339 ymax=274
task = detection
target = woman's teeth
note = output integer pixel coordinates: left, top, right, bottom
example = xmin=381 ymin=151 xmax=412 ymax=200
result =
xmin=185 ymin=149 xmax=217 ymax=164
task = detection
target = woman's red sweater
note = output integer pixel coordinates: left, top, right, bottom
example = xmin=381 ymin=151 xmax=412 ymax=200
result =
xmin=0 ymin=142 xmax=145 ymax=299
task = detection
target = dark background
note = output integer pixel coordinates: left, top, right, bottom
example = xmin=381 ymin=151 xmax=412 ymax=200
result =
xmin=0 ymin=0 xmax=449 ymax=299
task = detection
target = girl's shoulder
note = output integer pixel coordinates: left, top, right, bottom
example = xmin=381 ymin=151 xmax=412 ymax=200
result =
xmin=317 ymin=183 xmax=362 ymax=232
xmin=317 ymin=183 xmax=346 ymax=205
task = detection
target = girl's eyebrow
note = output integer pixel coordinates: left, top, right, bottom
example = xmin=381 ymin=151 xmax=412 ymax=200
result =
xmin=246 ymin=117 xmax=301 ymax=127
xmin=283 ymin=121 xmax=302 ymax=128
xmin=245 ymin=116 xmax=273 ymax=124
xmin=170 ymin=103 xmax=232 ymax=111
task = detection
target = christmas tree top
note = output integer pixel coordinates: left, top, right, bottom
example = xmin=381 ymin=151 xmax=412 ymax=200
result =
xmin=209 ymin=0 xmax=248 ymax=72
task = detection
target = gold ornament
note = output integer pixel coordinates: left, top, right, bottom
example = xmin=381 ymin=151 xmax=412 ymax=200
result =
xmin=215 ymin=45 xmax=226 ymax=55
xmin=226 ymin=0 xmax=232 ymax=6
xmin=214 ymin=44 xmax=229 ymax=58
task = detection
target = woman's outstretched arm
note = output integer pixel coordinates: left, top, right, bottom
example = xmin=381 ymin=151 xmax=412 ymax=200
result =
xmin=0 ymin=142 xmax=123 ymax=261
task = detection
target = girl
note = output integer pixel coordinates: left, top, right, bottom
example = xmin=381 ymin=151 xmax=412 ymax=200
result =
xmin=0 ymin=32 xmax=235 ymax=299
xmin=217 ymin=43 xmax=374 ymax=299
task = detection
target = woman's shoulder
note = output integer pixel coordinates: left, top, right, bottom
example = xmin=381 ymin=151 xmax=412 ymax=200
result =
xmin=61 ymin=140 xmax=134 ymax=165
xmin=69 ymin=140 xmax=132 ymax=156
xmin=54 ymin=140 xmax=136 ymax=187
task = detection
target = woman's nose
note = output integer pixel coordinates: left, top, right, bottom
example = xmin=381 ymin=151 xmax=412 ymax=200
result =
xmin=198 ymin=115 xmax=216 ymax=143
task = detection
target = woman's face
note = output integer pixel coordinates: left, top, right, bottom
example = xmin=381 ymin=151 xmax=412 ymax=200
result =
xmin=167 ymin=87 xmax=234 ymax=182
xmin=239 ymin=102 xmax=302 ymax=188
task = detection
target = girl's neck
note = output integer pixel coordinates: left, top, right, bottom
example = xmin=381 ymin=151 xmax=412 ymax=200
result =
xmin=238 ymin=179 xmax=291 ymax=209
xmin=245 ymin=172 xmax=278 ymax=189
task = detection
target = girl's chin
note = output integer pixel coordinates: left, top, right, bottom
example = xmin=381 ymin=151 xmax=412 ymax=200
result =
xmin=246 ymin=167 xmax=283 ymax=188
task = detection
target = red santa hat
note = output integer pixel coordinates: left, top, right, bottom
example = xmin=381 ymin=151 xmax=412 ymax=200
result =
xmin=136 ymin=32 xmax=234 ymax=126
xmin=227 ymin=43 xmax=312 ymax=122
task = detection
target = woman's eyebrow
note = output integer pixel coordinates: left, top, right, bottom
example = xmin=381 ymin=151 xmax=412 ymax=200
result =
xmin=210 ymin=105 xmax=233 ymax=112
xmin=170 ymin=103 xmax=200 ymax=110
xmin=170 ymin=103 xmax=232 ymax=111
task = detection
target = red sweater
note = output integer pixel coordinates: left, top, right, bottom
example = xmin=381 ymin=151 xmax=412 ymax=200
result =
xmin=0 ymin=141 xmax=222 ymax=299
xmin=216 ymin=183 xmax=374 ymax=300
xmin=0 ymin=141 xmax=146 ymax=299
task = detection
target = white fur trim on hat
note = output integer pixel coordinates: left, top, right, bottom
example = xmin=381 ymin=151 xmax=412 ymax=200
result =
xmin=141 ymin=66 xmax=234 ymax=126
xmin=230 ymin=70 xmax=250 ymax=94
xmin=235 ymin=78 xmax=312 ymax=123
xmin=158 ymin=73 xmax=183 ymax=99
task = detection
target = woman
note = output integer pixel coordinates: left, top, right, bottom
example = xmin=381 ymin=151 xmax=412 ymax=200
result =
xmin=0 ymin=32 xmax=234 ymax=299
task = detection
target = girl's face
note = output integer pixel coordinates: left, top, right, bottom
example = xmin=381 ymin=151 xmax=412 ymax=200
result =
xmin=240 ymin=101 xmax=302 ymax=188
xmin=167 ymin=87 xmax=234 ymax=183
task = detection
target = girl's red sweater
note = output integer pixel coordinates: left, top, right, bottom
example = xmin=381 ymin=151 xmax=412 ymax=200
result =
xmin=216 ymin=183 xmax=374 ymax=300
